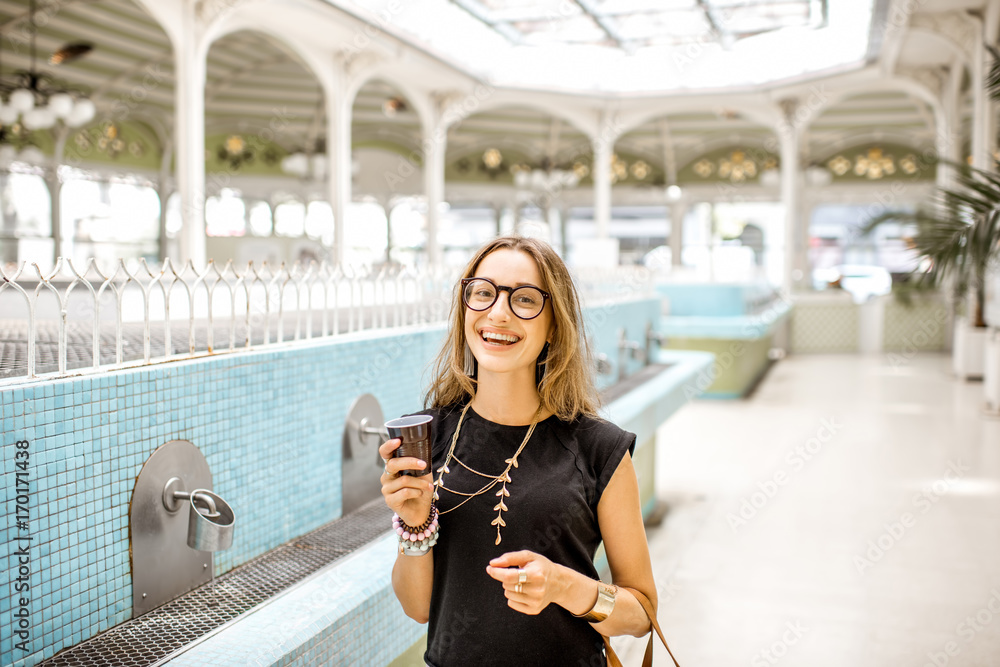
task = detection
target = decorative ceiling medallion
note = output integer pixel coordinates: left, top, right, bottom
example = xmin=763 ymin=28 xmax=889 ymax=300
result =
xmin=72 ymin=123 xmax=145 ymax=160
xmin=692 ymin=149 xmax=771 ymax=183
xmin=826 ymin=147 xmax=921 ymax=180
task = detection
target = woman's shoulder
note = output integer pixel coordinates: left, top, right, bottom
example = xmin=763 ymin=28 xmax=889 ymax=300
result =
xmin=549 ymin=412 xmax=635 ymax=455
xmin=553 ymin=411 xmax=628 ymax=435
xmin=547 ymin=412 xmax=636 ymax=503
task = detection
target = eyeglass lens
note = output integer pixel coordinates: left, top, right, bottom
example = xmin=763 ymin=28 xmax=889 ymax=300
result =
xmin=463 ymin=279 xmax=545 ymax=319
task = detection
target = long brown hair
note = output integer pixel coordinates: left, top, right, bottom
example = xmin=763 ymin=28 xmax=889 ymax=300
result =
xmin=424 ymin=236 xmax=600 ymax=421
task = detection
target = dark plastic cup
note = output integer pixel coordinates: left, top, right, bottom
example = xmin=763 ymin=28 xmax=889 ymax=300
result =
xmin=386 ymin=415 xmax=433 ymax=477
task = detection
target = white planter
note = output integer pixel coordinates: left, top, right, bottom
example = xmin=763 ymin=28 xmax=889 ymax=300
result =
xmin=985 ymin=328 xmax=1000 ymax=413
xmin=954 ymin=318 xmax=986 ymax=380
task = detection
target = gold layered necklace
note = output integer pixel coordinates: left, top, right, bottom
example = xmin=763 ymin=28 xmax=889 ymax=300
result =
xmin=434 ymin=402 xmax=542 ymax=545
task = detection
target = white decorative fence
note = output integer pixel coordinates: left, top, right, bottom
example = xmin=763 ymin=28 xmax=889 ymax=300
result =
xmin=0 ymin=257 xmax=654 ymax=382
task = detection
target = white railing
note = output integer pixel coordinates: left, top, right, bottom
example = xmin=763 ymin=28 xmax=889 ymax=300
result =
xmin=0 ymin=258 xmax=459 ymax=382
xmin=0 ymin=258 xmax=655 ymax=383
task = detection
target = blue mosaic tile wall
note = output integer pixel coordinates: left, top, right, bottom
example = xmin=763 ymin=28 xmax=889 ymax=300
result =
xmin=0 ymin=298 xmax=662 ymax=667
xmin=0 ymin=325 xmax=446 ymax=667
xmin=586 ymin=297 xmax=662 ymax=391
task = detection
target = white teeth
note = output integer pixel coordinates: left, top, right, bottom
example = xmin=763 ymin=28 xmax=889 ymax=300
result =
xmin=482 ymin=331 xmax=519 ymax=344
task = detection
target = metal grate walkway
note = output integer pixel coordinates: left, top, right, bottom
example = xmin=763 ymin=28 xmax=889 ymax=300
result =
xmin=38 ymin=500 xmax=391 ymax=667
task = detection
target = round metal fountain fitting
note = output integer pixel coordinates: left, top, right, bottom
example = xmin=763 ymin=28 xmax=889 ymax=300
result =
xmin=162 ymin=477 xmax=185 ymax=512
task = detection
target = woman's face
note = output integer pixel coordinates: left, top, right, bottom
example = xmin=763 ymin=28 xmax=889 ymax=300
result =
xmin=464 ymin=249 xmax=554 ymax=380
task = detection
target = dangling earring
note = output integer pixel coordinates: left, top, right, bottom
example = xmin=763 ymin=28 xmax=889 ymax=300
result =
xmin=536 ymin=342 xmax=550 ymax=386
xmin=464 ymin=342 xmax=476 ymax=377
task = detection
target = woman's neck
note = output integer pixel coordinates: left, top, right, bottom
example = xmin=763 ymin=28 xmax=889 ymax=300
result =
xmin=470 ymin=368 xmax=546 ymax=425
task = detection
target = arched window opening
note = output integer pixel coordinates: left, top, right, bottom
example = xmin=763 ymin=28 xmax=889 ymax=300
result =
xmin=274 ymin=200 xmax=306 ymax=237
xmin=248 ymin=201 xmax=273 ymax=237
xmin=305 ymin=200 xmax=334 ymax=246
xmin=206 ymin=189 xmax=247 ymax=237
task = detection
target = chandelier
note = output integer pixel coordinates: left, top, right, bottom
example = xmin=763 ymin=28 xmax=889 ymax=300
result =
xmin=513 ymin=166 xmax=579 ymax=191
xmin=510 ymin=154 xmax=579 ymax=191
xmin=454 ymin=149 xmax=653 ymax=189
xmin=508 ymin=153 xmax=650 ymax=188
xmin=0 ymin=0 xmax=96 ymax=131
xmin=281 ymin=139 xmax=328 ymax=180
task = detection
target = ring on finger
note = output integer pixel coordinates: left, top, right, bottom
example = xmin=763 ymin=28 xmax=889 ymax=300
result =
xmin=517 ymin=569 xmax=527 ymax=585
xmin=514 ymin=583 xmax=523 ymax=594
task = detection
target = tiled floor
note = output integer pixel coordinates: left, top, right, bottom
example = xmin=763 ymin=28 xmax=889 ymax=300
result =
xmin=614 ymin=353 xmax=1000 ymax=667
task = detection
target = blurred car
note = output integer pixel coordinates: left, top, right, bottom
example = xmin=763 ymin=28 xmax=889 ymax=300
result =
xmin=812 ymin=264 xmax=892 ymax=303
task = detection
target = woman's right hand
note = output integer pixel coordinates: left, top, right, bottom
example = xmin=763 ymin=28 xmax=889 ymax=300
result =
xmin=380 ymin=438 xmax=435 ymax=528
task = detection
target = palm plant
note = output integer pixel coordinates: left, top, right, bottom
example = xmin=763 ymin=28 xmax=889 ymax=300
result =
xmin=862 ymin=162 xmax=1000 ymax=327
xmin=862 ymin=45 xmax=1000 ymax=328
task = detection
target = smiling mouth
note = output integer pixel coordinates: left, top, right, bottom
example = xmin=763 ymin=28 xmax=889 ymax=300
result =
xmin=480 ymin=330 xmax=521 ymax=346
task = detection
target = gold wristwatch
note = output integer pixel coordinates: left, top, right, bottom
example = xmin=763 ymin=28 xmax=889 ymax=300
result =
xmin=573 ymin=581 xmax=618 ymax=622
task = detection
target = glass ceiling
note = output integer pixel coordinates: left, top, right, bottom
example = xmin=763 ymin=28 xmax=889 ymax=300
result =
xmin=456 ymin=0 xmax=824 ymax=49
xmin=339 ymin=0 xmax=872 ymax=94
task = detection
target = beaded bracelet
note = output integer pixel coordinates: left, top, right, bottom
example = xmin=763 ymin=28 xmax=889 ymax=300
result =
xmin=394 ymin=505 xmax=439 ymax=556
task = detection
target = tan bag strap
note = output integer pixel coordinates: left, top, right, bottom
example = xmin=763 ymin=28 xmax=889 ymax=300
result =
xmin=601 ymin=586 xmax=680 ymax=667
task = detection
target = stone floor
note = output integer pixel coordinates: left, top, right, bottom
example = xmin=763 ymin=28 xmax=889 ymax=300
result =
xmin=614 ymin=353 xmax=1000 ymax=667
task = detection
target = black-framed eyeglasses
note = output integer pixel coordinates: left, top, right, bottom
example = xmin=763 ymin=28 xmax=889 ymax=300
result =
xmin=461 ymin=277 xmax=551 ymax=320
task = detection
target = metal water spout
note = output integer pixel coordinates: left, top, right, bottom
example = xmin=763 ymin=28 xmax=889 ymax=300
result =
xmin=617 ymin=327 xmax=645 ymax=383
xmin=130 ymin=440 xmax=236 ymax=616
xmin=645 ymin=321 xmax=669 ymax=365
xmin=162 ymin=480 xmax=235 ymax=552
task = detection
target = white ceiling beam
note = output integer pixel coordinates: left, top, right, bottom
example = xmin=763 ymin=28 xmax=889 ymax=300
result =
xmin=37 ymin=1 xmax=168 ymax=47
xmin=205 ymin=56 xmax=307 ymax=104
xmin=657 ymin=119 xmax=677 ymax=185
xmin=91 ymin=53 xmax=173 ymax=98
xmin=877 ymin=0 xmax=910 ymax=76
xmin=546 ymin=118 xmax=563 ymax=160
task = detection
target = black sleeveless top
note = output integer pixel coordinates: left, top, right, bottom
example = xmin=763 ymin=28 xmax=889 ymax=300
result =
xmin=409 ymin=403 xmax=636 ymax=667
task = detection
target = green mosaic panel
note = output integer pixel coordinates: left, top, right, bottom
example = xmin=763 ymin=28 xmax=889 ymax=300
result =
xmin=791 ymin=301 xmax=859 ymax=353
xmin=882 ymin=299 xmax=948 ymax=352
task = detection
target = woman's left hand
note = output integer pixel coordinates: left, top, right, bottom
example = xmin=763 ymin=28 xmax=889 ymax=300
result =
xmin=486 ymin=551 xmax=566 ymax=615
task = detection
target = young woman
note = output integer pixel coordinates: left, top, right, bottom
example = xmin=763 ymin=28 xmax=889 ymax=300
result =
xmin=380 ymin=236 xmax=657 ymax=666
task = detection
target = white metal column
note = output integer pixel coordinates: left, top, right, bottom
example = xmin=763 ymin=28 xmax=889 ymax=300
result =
xmin=328 ymin=89 xmax=351 ymax=266
xmin=592 ymin=135 xmax=612 ymax=240
xmin=423 ymin=117 xmax=446 ymax=266
xmin=175 ymin=4 xmax=206 ymax=267
xmin=669 ymin=200 xmax=686 ymax=268
xmin=779 ymin=121 xmax=801 ymax=294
